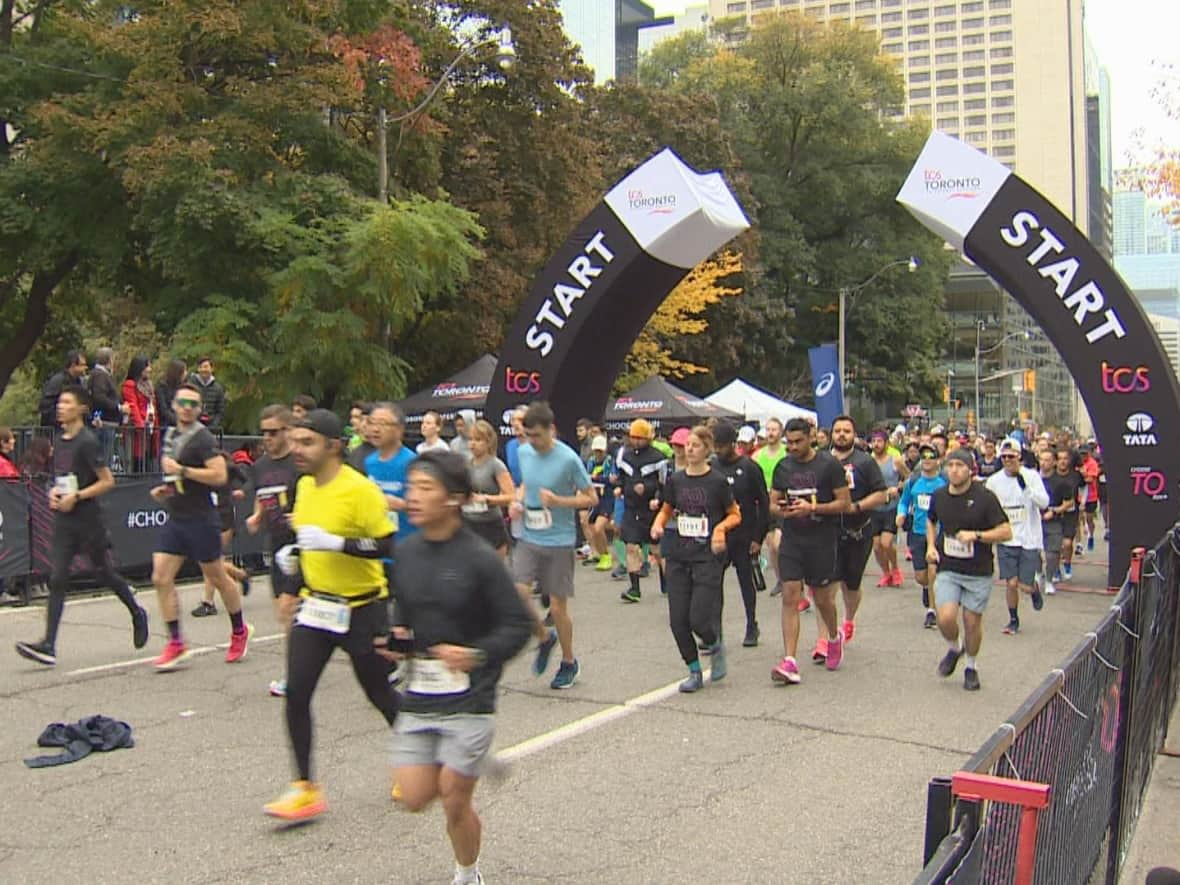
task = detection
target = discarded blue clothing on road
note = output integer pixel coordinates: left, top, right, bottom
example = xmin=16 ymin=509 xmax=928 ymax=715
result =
xmin=24 ymin=715 xmax=134 ymax=768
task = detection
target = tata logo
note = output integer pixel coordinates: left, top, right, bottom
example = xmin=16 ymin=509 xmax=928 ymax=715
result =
xmin=1130 ymin=466 xmax=1169 ymax=501
xmin=815 ymin=372 xmax=836 ymax=398
xmin=504 ymin=367 xmax=542 ymax=395
xmin=1124 ymin=413 xmax=1158 ymax=446
xmin=501 ymin=408 xmax=517 ymax=427
xmin=1101 ymin=362 xmax=1150 ymax=393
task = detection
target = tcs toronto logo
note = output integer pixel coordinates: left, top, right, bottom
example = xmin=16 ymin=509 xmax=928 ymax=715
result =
xmin=504 ymin=367 xmax=542 ymax=396
xmin=1101 ymin=361 xmax=1150 ymax=393
xmin=1130 ymin=467 xmax=1169 ymax=501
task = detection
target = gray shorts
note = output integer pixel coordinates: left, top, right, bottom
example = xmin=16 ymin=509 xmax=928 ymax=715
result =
xmin=934 ymin=570 xmax=994 ymax=615
xmin=1042 ymin=521 xmax=1064 ymax=555
xmin=512 ymin=540 xmax=575 ymax=598
xmin=997 ymin=545 xmax=1041 ymax=585
xmin=390 ymin=712 xmax=495 ymax=778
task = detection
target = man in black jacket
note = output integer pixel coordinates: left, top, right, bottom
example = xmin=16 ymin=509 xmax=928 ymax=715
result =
xmin=189 ymin=357 xmax=227 ymax=429
xmin=87 ymin=347 xmax=124 ymax=465
xmin=38 ymin=351 xmax=88 ymax=428
xmin=713 ymin=423 xmax=770 ymax=647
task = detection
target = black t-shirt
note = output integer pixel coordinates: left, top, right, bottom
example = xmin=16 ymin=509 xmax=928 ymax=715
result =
xmin=1055 ymin=469 xmax=1083 ymax=511
xmin=393 ymin=527 xmax=533 ymax=716
xmin=928 ymin=484 xmax=1009 ymax=576
xmin=163 ymin=425 xmax=218 ymax=519
xmin=977 ymin=455 xmax=1002 ymax=479
xmin=51 ymin=428 xmax=104 ymax=523
xmin=835 ymin=448 xmax=886 ymax=532
xmin=252 ymin=452 xmax=298 ymax=549
xmin=662 ymin=467 xmax=734 ymax=562
xmin=712 ymin=454 xmax=769 ymax=540
xmin=1043 ymin=472 xmax=1076 ymax=511
xmin=349 ymin=441 xmax=376 ymax=474
xmin=772 ymin=450 xmax=847 ymax=539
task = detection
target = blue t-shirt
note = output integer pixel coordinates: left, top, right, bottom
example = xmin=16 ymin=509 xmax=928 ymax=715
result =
xmin=897 ymin=472 xmax=948 ymax=537
xmin=506 ymin=437 xmax=523 ymax=486
xmin=364 ymin=446 xmax=418 ymax=539
xmin=518 ymin=442 xmax=593 ymax=547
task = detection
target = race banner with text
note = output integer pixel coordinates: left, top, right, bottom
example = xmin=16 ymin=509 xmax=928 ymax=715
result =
xmin=0 ymin=480 xmax=30 ymax=579
xmin=486 ymin=148 xmax=750 ymax=442
xmin=807 ymin=343 xmax=845 ymax=430
xmin=898 ymin=132 xmax=1180 ymax=587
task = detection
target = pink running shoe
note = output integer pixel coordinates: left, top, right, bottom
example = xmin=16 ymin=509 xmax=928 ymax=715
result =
xmin=875 ymin=574 xmax=891 ymax=588
xmin=797 ymin=594 xmax=811 ymax=613
xmin=825 ymin=634 xmax=844 ymax=671
xmin=811 ymin=638 xmax=828 ymax=664
xmin=771 ymin=656 xmax=801 ymax=685
xmin=894 ymin=568 xmax=906 ymax=586
xmin=154 ymin=639 xmax=190 ymax=671
xmin=226 ymin=623 xmax=255 ymax=663
xmin=842 ymin=619 xmax=855 ymax=644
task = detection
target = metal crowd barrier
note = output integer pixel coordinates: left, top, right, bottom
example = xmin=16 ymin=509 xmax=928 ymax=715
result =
xmin=9 ymin=426 xmax=261 ymax=476
xmin=915 ymin=528 xmax=1180 ymax=884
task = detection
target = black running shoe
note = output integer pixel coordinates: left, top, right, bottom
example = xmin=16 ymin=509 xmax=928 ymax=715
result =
xmin=16 ymin=640 xmax=56 ymax=666
xmin=923 ymin=610 xmax=937 ymax=629
xmin=132 ymin=607 xmax=150 ymax=649
xmin=620 ymin=588 xmax=640 ymax=604
xmin=938 ymin=646 xmax=963 ymax=678
xmin=963 ymin=667 xmax=981 ymax=691
xmin=191 ymin=601 xmax=217 ymax=617
xmin=743 ymin=623 xmax=760 ymax=647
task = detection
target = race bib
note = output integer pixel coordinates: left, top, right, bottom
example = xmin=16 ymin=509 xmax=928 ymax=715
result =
xmin=1005 ymin=505 xmax=1026 ymax=527
xmin=943 ymin=536 xmax=975 ymax=559
xmin=525 ymin=508 xmax=552 ymax=530
xmin=211 ymin=491 xmax=219 ymax=507
xmin=296 ymin=596 xmax=351 ymax=634
xmin=54 ymin=474 xmax=79 ymax=497
xmin=462 ymin=499 xmax=489 ymax=515
xmin=407 ymin=658 xmax=471 ymax=696
xmin=676 ymin=514 xmax=709 ymax=538
xmin=917 ymin=493 xmax=931 ymax=511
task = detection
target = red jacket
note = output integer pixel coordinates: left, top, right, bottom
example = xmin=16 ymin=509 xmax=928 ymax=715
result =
xmin=121 ymin=379 xmax=156 ymax=428
xmin=0 ymin=454 xmax=18 ymax=479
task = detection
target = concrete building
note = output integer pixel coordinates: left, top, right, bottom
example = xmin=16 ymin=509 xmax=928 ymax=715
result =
xmin=560 ymin=0 xmax=667 ymax=83
xmin=638 ymin=3 xmax=710 ymax=55
xmin=706 ymin=0 xmax=1105 ymax=432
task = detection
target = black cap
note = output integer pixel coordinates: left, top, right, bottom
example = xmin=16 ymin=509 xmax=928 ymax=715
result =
xmin=297 ymin=408 xmax=343 ymax=441
xmin=946 ymin=448 xmax=976 ymax=470
xmin=713 ymin=423 xmax=737 ymax=446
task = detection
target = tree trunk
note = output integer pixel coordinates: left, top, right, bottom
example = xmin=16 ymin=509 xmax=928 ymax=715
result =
xmin=0 ymin=252 xmax=77 ymax=398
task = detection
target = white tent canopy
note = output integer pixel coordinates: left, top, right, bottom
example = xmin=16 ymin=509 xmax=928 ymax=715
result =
xmin=705 ymin=378 xmax=816 ymax=426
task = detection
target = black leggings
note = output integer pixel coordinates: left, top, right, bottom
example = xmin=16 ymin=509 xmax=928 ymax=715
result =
xmin=666 ymin=557 xmax=724 ymax=666
xmin=722 ymin=534 xmax=758 ymax=628
xmin=285 ymin=600 xmax=400 ymax=781
xmin=46 ymin=520 xmax=139 ymax=648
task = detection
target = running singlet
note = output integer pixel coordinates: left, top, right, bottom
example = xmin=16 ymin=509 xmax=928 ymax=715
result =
xmin=292 ymin=467 xmax=393 ymax=600
xmin=1082 ymin=458 xmax=1100 ymax=503
xmin=873 ymin=453 xmax=901 ymax=512
xmin=754 ymin=445 xmax=787 ymax=495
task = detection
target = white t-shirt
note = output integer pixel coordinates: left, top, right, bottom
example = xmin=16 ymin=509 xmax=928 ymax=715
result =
xmin=416 ymin=439 xmax=451 ymax=455
xmin=985 ymin=468 xmax=1050 ymax=551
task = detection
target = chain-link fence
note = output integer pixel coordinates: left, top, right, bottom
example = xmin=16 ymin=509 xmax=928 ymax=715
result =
xmin=915 ymin=526 xmax=1180 ymax=884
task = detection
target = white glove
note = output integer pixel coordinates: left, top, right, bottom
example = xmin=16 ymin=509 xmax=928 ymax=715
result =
xmin=275 ymin=544 xmax=301 ymax=577
xmin=297 ymin=525 xmax=345 ymax=552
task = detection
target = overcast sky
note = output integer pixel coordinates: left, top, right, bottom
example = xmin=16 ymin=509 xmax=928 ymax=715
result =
xmin=647 ymin=0 xmax=1180 ymax=169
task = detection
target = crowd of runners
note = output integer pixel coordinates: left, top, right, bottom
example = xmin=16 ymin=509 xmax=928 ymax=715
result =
xmin=10 ymin=381 xmax=1110 ymax=884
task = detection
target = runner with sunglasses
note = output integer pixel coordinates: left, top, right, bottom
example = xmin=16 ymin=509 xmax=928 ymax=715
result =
xmin=896 ymin=442 xmax=947 ymax=629
xmin=149 ymin=382 xmax=252 ymax=670
xmin=985 ymin=438 xmax=1049 ymax=635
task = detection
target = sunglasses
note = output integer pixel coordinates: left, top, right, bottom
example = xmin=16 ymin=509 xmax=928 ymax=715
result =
xmin=920 ymin=451 xmax=938 ymax=459
xmin=175 ymin=398 xmax=201 ymax=409
xmin=1000 ymin=454 xmax=1020 ymax=460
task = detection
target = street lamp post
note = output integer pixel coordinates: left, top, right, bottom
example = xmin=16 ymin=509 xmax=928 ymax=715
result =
xmin=376 ymin=25 xmax=515 ymax=202
xmin=974 ymin=326 xmax=1032 ymax=430
xmin=837 ymin=256 xmax=920 ymax=392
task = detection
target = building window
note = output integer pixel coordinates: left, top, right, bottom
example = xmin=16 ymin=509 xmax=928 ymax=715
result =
xmin=883 ymin=27 xmax=903 ymax=37
xmin=994 ymin=145 xmax=1015 ymax=158
xmin=910 ymin=71 xmax=931 ymax=83
xmin=882 ymin=10 xmax=902 ymax=21
xmin=962 ymin=16 xmax=984 ymax=28
xmin=965 ymin=130 xmax=987 ymax=144
xmin=963 ymin=33 xmax=984 ymax=45
xmin=753 ymin=0 xmax=774 ymax=8
xmin=936 ymin=100 xmax=960 ymax=112
xmin=963 ymin=98 xmax=986 ymax=109
xmin=993 ymin=128 xmax=1015 ymax=140
xmin=990 ymin=46 xmax=1013 ymax=58
xmin=857 ymin=14 xmax=877 ymax=25
xmin=991 ymin=111 xmax=1014 ymax=123
xmin=936 ymin=68 xmax=958 ymax=80
xmin=935 ymin=20 xmax=956 ymax=32
xmin=910 ymin=103 xmax=931 ymax=114
xmin=963 ymin=65 xmax=985 ymax=77
xmin=908 ymin=23 xmax=929 ymax=34
xmin=991 ymin=62 xmax=1013 ymax=75
xmin=830 ymin=2 xmax=851 ymax=12
xmin=992 ymin=78 xmax=1014 ymax=90
xmin=936 ymin=116 xmax=959 ymax=128
xmin=936 ymin=84 xmax=959 ymax=96
xmin=935 ymin=36 xmax=957 ymax=47
xmin=908 ymin=55 xmax=930 ymax=66
xmin=882 ymin=0 xmax=900 ymax=5
xmin=962 ymin=81 xmax=986 ymax=94
xmin=882 ymin=41 xmax=903 ymax=52
xmin=963 ymin=49 xmax=985 ymax=61
xmin=960 ymin=0 xmax=983 ymax=10
xmin=909 ymin=38 xmax=930 ymax=50
xmin=989 ymin=13 xmax=1011 ymax=24
xmin=991 ymin=95 xmax=1014 ymax=107
xmin=934 ymin=3 xmax=956 ymax=15
xmin=908 ymin=6 xmax=928 ymax=18
xmin=935 ymin=52 xmax=957 ymax=63
xmin=991 ymin=29 xmax=1012 ymax=40
xmin=965 ymin=114 xmax=986 ymax=126
xmin=911 ymin=86 xmax=931 ymax=97
xmin=855 ymin=0 xmax=878 ymax=9
xmin=726 ymin=1 xmax=747 ymax=11
xmin=988 ymin=0 xmax=1011 ymax=7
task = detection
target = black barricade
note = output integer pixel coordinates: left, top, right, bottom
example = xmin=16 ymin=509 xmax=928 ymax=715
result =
xmin=0 ymin=480 xmax=31 ymax=578
xmin=915 ymin=527 xmax=1180 ymax=884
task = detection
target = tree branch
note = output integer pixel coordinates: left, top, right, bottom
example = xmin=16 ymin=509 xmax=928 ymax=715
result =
xmin=0 ymin=250 xmax=77 ymax=396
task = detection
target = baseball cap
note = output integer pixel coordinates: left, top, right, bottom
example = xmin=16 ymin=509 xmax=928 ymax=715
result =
xmin=457 ymin=408 xmax=477 ymax=426
xmin=737 ymin=425 xmax=756 ymax=443
xmin=946 ymin=448 xmax=976 ymax=470
xmin=628 ymin=419 xmax=654 ymax=440
xmin=998 ymin=437 xmax=1022 ymax=457
xmin=297 ymin=408 xmax=343 ymax=441
xmin=918 ymin=442 xmax=938 ymax=457
xmin=713 ymin=423 xmax=737 ymax=446
xmin=591 ymin=435 xmax=607 ymax=451
xmin=669 ymin=427 xmax=692 ymax=447
xmin=870 ymin=429 xmax=888 ymax=441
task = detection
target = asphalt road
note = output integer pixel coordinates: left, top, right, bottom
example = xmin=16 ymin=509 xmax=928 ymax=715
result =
xmin=0 ymin=539 xmax=1116 ymax=884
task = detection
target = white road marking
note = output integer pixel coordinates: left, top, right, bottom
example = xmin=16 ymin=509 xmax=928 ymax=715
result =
xmin=497 ymin=671 xmax=710 ymax=762
xmin=66 ymin=633 xmax=284 ymax=676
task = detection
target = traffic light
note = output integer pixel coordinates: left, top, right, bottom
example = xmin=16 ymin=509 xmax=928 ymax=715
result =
xmin=943 ymin=384 xmax=950 ymax=404
xmin=1023 ymin=369 xmax=1036 ymax=393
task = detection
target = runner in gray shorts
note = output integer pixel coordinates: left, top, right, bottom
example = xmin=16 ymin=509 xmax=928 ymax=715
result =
xmin=391 ymin=713 xmax=495 ymax=778
xmin=934 ymin=571 xmax=995 ymax=615
xmin=513 ymin=541 xmax=575 ymax=599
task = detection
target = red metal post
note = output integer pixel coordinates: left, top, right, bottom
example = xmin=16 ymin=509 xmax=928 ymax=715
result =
xmin=1015 ymin=806 xmax=1041 ymax=885
xmin=952 ymin=771 xmax=1051 ymax=885
xmin=1129 ymin=547 xmax=1145 ymax=585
